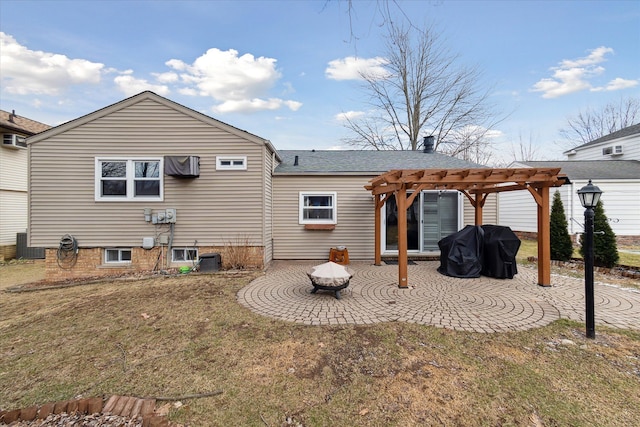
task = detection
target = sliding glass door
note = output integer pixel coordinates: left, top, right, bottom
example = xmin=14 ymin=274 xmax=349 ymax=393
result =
xmin=384 ymin=191 xmax=460 ymax=252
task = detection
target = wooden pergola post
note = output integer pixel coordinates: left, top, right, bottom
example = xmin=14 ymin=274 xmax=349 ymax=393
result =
xmin=374 ymin=194 xmax=382 ymax=266
xmin=397 ymin=186 xmax=408 ymax=288
xmin=537 ymin=187 xmax=551 ymax=287
xmin=474 ymin=192 xmax=484 ymax=225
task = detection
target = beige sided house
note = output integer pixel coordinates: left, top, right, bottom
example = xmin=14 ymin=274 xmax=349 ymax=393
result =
xmin=28 ymin=91 xmax=496 ymax=280
xmin=0 ymin=110 xmax=51 ymax=261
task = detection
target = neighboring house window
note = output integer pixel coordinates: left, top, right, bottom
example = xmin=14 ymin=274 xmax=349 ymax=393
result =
xmin=216 ymin=156 xmax=247 ymax=170
xmin=105 ymin=248 xmax=132 ymax=263
xmin=299 ymin=192 xmax=337 ymax=224
xmin=602 ymin=147 xmax=613 ymax=155
xmin=172 ymin=248 xmax=198 ymax=262
xmin=95 ymin=158 xmax=163 ymax=201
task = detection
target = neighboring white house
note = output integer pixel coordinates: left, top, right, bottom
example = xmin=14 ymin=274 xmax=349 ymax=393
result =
xmin=0 ymin=110 xmax=50 ymax=261
xmin=499 ymin=123 xmax=640 ymax=245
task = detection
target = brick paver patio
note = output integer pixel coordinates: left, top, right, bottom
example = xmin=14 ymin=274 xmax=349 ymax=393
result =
xmin=237 ymin=261 xmax=640 ymax=333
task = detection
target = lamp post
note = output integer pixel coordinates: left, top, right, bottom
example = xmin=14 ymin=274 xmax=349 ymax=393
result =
xmin=577 ymin=179 xmax=602 ymax=339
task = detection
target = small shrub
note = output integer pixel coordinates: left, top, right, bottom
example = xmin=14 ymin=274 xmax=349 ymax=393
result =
xmin=221 ymin=235 xmax=260 ymax=270
xmin=579 ymin=200 xmax=619 ymax=268
xmin=550 ymin=190 xmax=574 ymax=261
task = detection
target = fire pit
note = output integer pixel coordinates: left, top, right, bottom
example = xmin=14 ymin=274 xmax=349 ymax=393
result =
xmin=306 ymin=261 xmax=353 ymax=299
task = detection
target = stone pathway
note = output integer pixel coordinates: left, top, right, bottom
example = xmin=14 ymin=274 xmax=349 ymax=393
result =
xmin=237 ymin=261 xmax=640 ymax=333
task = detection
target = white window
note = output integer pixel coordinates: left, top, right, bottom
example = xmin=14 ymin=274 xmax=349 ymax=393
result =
xmin=95 ymin=158 xmax=163 ymax=201
xmin=216 ymin=156 xmax=247 ymax=170
xmin=172 ymin=248 xmax=198 ymax=262
xmin=299 ymin=192 xmax=337 ymax=224
xmin=105 ymin=248 xmax=132 ymax=263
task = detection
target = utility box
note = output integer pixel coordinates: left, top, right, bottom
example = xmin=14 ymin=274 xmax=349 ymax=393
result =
xmin=199 ymin=253 xmax=221 ymax=272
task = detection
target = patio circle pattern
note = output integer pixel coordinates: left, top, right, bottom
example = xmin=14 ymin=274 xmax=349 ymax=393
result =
xmin=237 ymin=261 xmax=640 ymax=333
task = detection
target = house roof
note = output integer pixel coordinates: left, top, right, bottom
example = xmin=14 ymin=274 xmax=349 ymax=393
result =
xmin=515 ymin=160 xmax=640 ymax=180
xmin=0 ymin=109 xmax=51 ymax=135
xmin=563 ymin=122 xmax=640 ymax=154
xmin=274 ymin=149 xmax=486 ymax=174
xmin=27 ymin=91 xmax=279 ymax=158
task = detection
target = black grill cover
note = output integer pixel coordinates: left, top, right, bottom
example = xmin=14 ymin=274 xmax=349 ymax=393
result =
xmin=481 ymin=225 xmax=521 ymax=279
xmin=437 ymin=225 xmax=484 ymax=278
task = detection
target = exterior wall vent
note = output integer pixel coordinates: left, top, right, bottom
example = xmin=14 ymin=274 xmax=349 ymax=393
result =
xmin=164 ymin=156 xmax=200 ymax=178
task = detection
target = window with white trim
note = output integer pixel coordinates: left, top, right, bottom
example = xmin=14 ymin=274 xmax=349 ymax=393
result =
xmin=172 ymin=248 xmax=198 ymax=262
xmin=299 ymin=192 xmax=337 ymax=224
xmin=216 ymin=156 xmax=247 ymax=170
xmin=105 ymin=248 xmax=132 ymax=263
xmin=95 ymin=158 xmax=163 ymax=201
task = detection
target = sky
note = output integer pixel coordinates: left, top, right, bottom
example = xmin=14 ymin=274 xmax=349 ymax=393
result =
xmin=1 ymin=0 xmax=639 ymax=164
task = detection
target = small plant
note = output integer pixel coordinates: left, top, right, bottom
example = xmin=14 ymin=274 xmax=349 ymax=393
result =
xmin=221 ymin=235 xmax=260 ymax=270
xmin=580 ymin=200 xmax=619 ymax=268
xmin=550 ymin=190 xmax=574 ymax=261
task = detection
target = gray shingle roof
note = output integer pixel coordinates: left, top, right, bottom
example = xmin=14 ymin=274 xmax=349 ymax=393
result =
xmin=518 ymin=160 xmax=640 ymax=180
xmin=274 ymin=150 xmax=486 ymax=174
xmin=566 ymin=122 xmax=640 ymax=152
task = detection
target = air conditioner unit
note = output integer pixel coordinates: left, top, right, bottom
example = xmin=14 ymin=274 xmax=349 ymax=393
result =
xmin=164 ymin=155 xmax=200 ymax=178
xmin=2 ymin=134 xmax=27 ymax=149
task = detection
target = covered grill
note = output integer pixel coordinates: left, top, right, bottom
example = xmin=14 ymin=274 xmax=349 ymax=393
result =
xmin=481 ymin=225 xmax=521 ymax=279
xmin=437 ymin=225 xmax=484 ymax=278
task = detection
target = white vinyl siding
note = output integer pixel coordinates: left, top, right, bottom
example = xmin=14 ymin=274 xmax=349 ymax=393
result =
xmin=0 ymin=191 xmax=28 ymax=246
xmin=29 ymin=97 xmax=272 ymax=248
xmin=1 ymin=137 xmax=29 ymax=247
xmin=500 ymin=181 xmax=640 ymax=237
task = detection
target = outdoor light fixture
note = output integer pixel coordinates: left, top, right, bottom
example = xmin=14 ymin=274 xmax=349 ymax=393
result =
xmin=577 ymin=179 xmax=603 ymax=339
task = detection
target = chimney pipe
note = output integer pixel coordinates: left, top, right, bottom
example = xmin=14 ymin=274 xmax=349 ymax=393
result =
xmin=294 ymin=155 xmax=299 ymax=166
xmin=423 ymin=136 xmax=435 ymax=153
xmin=9 ymin=110 xmax=16 ymax=123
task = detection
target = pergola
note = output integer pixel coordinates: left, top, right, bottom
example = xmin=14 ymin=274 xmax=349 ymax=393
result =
xmin=365 ymin=167 xmax=566 ymax=288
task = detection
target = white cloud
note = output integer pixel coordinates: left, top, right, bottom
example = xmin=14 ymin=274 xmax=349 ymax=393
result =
xmin=164 ymin=48 xmax=300 ymax=113
xmin=531 ymin=46 xmax=637 ymax=98
xmin=153 ymin=71 xmax=179 ymax=83
xmin=600 ymin=77 xmax=639 ymax=91
xmin=335 ymin=110 xmax=365 ymax=122
xmin=114 ymin=75 xmax=170 ymax=97
xmin=213 ymin=98 xmax=302 ymax=114
xmin=0 ymin=32 xmax=104 ymax=95
xmin=325 ymin=56 xmax=390 ymax=81
xmin=559 ymin=46 xmax=613 ymax=68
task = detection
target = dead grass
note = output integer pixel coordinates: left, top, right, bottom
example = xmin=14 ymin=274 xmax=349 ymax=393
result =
xmin=1 ymin=264 xmax=639 ymax=426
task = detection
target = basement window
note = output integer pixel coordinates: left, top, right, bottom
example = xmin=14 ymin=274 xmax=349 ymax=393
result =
xmin=105 ymin=248 xmax=132 ymax=263
xmin=172 ymin=248 xmax=198 ymax=262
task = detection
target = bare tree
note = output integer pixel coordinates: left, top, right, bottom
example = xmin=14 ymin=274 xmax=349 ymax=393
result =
xmin=342 ymin=21 xmax=500 ymax=156
xmin=559 ymin=96 xmax=640 ymax=147
xmin=508 ymin=131 xmax=542 ymax=163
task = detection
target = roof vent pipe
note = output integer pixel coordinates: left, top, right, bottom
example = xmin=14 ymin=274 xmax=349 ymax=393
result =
xmin=423 ymin=136 xmax=435 ymax=153
xmin=294 ymin=155 xmax=299 ymax=166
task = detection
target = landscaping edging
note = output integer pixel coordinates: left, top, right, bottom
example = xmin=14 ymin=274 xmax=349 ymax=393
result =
xmin=0 ymin=396 xmax=173 ymax=427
